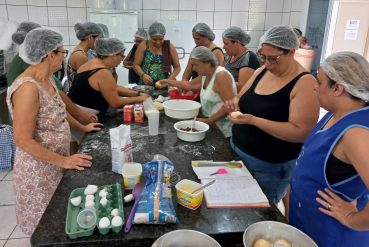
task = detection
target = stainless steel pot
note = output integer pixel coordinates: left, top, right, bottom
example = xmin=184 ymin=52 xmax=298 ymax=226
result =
xmin=132 ymin=85 xmax=154 ymax=96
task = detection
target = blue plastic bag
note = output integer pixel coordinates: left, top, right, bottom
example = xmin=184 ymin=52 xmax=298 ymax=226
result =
xmin=133 ymin=155 xmax=179 ymax=224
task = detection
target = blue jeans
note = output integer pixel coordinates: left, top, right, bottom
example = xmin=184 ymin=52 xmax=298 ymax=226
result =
xmin=230 ymin=138 xmax=296 ymax=203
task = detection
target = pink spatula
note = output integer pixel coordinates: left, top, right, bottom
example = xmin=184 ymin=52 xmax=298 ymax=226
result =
xmin=210 ymin=168 xmax=228 ymax=176
xmin=124 ymin=183 xmax=145 ymax=233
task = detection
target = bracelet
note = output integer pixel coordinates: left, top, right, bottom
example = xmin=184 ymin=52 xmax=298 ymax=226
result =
xmin=137 ymin=91 xmax=141 ymax=96
xmin=140 ymin=72 xmax=145 ymax=79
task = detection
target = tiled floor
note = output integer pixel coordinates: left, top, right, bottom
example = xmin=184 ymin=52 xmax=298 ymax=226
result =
xmin=0 ymin=169 xmax=31 ymax=247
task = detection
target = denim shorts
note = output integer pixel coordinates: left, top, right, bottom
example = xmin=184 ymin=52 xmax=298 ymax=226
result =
xmin=230 ymin=138 xmax=296 ymax=203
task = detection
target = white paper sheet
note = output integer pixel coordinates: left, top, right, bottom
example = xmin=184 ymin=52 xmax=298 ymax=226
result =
xmin=191 ymin=161 xmax=253 ymax=179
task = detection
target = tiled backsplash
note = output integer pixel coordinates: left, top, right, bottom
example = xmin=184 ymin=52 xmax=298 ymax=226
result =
xmin=0 ymin=0 xmax=306 ymax=55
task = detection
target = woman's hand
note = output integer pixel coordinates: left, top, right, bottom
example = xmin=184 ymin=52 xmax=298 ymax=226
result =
xmin=316 ymin=188 xmax=358 ymax=229
xmin=62 ymin=154 xmax=93 ymax=171
xmin=221 ymin=96 xmax=240 ymax=114
xmin=156 ymin=79 xmax=169 ymax=89
xmin=137 ymin=94 xmax=151 ymax=103
xmin=83 ymin=123 xmax=104 ymax=133
xmin=78 ymin=110 xmax=98 ymax=125
xmin=123 ymin=61 xmax=134 ymax=70
xmin=228 ymin=113 xmax=256 ymax=125
xmin=143 ymin=74 xmax=153 ymax=85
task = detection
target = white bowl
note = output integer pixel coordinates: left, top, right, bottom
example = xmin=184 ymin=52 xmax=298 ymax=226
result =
xmin=163 ymin=100 xmax=201 ymax=120
xmin=152 ymin=230 xmax=221 ymax=247
xmin=174 ymin=120 xmax=209 ymax=142
xmin=243 ymin=221 xmax=318 ymax=247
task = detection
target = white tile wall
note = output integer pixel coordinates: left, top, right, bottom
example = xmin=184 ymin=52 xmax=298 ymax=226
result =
xmin=249 ymin=0 xmax=267 ymax=13
xmin=47 ymin=0 xmax=67 ymax=7
xmin=281 ymin=12 xmax=290 ymax=25
xmin=196 ymin=11 xmax=213 ymax=29
xmin=7 ymin=0 xmax=27 ymax=5
xmin=142 ymin=10 xmax=160 ymax=28
xmin=66 ymin=0 xmax=86 ymax=7
xmin=28 ymin=6 xmax=48 ymax=25
xmin=27 ymin=0 xmax=47 ymax=5
xmin=231 ymin=12 xmax=248 ymax=30
xmin=137 ymin=9 xmax=143 ymax=28
xmin=213 ymin=29 xmax=224 ymax=48
xmin=67 ymin=7 xmax=87 ymax=26
xmin=161 ymin=0 xmax=178 ymax=10
xmin=0 ymin=0 xmax=5 ymax=4
xmin=291 ymin=0 xmax=302 ymax=12
xmin=214 ymin=12 xmax=231 ymax=30
xmin=197 ymin=0 xmax=214 ymax=11
xmin=48 ymin=7 xmax=68 ymax=26
xmin=266 ymin=0 xmax=283 ymax=13
xmin=0 ymin=5 xmax=8 ymax=19
xmin=52 ymin=26 xmax=70 ymax=45
xmin=178 ymin=10 xmax=196 ymax=21
xmin=179 ymin=0 xmax=196 ymax=10
xmin=215 ymin=0 xmax=231 ymax=12
xmin=247 ymin=30 xmax=264 ymax=47
xmin=161 ymin=10 xmax=178 ymax=21
xmin=69 ymin=26 xmax=79 ymax=45
xmin=143 ymin=0 xmax=160 ymax=9
xmin=7 ymin=5 xmax=28 ymax=23
xmin=232 ymin=0 xmax=249 ymax=12
xmin=289 ymin=11 xmax=300 ymax=28
xmin=283 ymin=0 xmax=291 ymax=12
xmin=248 ymin=12 xmax=265 ymax=31
xmin=265 ymin=12 xmax=282 ymax=30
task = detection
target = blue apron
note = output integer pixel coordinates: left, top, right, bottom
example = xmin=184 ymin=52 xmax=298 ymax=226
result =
xmin=289 ymin=107 xmax=369 ymax=247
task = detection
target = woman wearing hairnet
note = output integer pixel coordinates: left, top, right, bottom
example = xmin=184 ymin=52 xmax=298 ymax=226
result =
xmin=67 ymin=22 xmax=103 ymax=89
xmin=68 ymin=38 xmax=151 ymax=154
xmin=133 ymin=22 xmax=180 ymax=87
xmin=222 ymin=27 xmax=260 ymax=92
xmin=7 ymin=22 xmax=98 ymax=126
xmin=178 ymin=23 xmax=224 ymax=98
xmin=157 ymin=46 xmax=237 ymax=139
xmin=289 ymin=52 xmax=369 ymax=246
xmin=223 ymin=25 xmax=320 ymax=204
xmin=123 ymin=28 xmax=149 ymax=84
xmin=6 ymin=28 xmax=102 ymax=235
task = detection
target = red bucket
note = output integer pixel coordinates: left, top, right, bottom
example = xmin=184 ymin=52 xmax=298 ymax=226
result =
xmin=168 ymin=89 xmax=200 ymax=101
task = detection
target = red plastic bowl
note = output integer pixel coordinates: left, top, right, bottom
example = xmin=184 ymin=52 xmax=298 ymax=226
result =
xmin=168 ymin=89 xmax=200 ymax=100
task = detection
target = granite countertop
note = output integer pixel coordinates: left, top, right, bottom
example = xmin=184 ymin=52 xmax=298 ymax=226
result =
xmin=31 ymin=106 xmax=287 ymax=247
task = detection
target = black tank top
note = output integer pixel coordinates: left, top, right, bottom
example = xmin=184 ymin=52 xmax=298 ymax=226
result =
xmin=128 ymin=44 xmax=140 ymax=84
xmin=326 ymin=154 xmax=358 ymax=184
xmin=191 ymin=47 xmax=223 ymax=79
xmin=232 ymin=68 xmax=309 ymax=163
xmin=68 ymin=68 xmax=110 ymax=113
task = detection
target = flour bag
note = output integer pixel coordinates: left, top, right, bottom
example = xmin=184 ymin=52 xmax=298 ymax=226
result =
xmin=109 ymin=125 xmax=133 ymax=174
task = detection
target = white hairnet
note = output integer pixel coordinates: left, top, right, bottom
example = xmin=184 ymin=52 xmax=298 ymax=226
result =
xmin=19 ymin=28 xmax=63 ymax=65
xmin=74 ymin=22 xmax=103 ymax=40
xmin=135 ymin=28 xmax=149 ymax=40
xmin=95 ymin=38 xmax=126 ymax=56
xmin=12 ymin=21 xmax=42 ymax=45
xmin=259 ymin=25 xmax=300 ymax=50
xmin=321 ymin=51 xmax=369 ymax=102
xmin=190 ymin=46 xmax=218 ymax=66
xmin=192 ymin=23 xmax=215 ymax=41
xmin=98 ymin=23 xmax=109 ymax=38
xmin=149 ymin=22 xmax=166 ymax=37
xmin=222 ymin=26 xmax=251 ymax=46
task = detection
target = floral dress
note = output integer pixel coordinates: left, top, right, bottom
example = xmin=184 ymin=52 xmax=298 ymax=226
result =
xmin=138 ymin=40 xmax=169 ymax=86
xmin=6 ymin=77 xmax=70 ymax=235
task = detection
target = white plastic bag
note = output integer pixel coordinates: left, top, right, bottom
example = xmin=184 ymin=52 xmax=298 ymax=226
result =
xmin=109 ymin=125 xmax=133 ymax=174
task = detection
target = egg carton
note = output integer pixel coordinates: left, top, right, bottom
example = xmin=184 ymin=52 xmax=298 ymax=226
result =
xmin=96 ymin=183 xmax=125 ymax=234
xmin=65 ymin=183 xmax=125 ymax=239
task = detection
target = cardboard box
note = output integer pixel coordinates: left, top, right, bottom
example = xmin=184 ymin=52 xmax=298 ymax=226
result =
xmin=134 ymin=104 xmax=144 ymax=122
xmin=123 ymin=105 xmax=134 ymax=122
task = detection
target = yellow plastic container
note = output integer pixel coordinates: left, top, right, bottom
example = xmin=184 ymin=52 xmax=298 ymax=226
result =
xmin=122 ymin=162 xmax=142 ymax=190
xmin=175 ymin=179 xmax=204 ymax=210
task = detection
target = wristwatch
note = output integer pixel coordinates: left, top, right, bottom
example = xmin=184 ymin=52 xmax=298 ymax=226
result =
xmin=137 ymin=91 xmax=141 ymax=96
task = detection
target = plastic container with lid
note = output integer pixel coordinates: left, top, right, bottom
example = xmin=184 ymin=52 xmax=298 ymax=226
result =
xmin=175 ymin=179 xmax=204 ymax=210
xmin=122 ymin=162 xmax=142 ymax=190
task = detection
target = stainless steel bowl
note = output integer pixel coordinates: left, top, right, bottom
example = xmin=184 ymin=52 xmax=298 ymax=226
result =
xmin=152 ymin=230 xmax=221 ymax=247
xmin=243 ymin=221 xmax=317 ymax=247
xmin=132 ymin=85 xmax=155 ymax=96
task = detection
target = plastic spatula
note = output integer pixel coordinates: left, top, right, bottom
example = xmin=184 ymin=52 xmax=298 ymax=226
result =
xmin=124 ymin=183 xmax=145 ymax=233
xmin=210 ymin=169 xmax=228 ymax=176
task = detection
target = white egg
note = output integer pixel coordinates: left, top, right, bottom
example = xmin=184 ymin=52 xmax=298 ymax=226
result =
xmin=99 ymin=188 xmax=108 ymax=197
xmin=85 ymin=199 xmax=95 ymax=207
xmin=84 ymin=185 xmax=98 ymax=195
xmin=111 ymin=208 xmax=119 ymax=216
xmin=100 ymin=197 xmax=108 ymax=207
xmin=124 ymin=194 xmax=134 ymax=203
xmin=111 ymin=216 xmax=123 ymax=227
xmin=99 ymin=217 xmax=110 ymax=228
xmin=86 ymin=195 xmax=95 ymax=201
xmin=70 ymin=196 xmax=81 ymax=206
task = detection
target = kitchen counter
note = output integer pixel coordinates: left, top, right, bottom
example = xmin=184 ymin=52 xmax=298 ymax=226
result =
xmin=31 ymin=108 xmax=287 ymax=247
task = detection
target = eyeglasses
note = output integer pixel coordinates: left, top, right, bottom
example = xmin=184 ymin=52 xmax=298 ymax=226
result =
xmin=53 ymin=49 xmax=69 ymax=58
xmin=256 ymin=51 xmax=288 ymax=64
xmin=117 ymin=54 xmax=126 ymax=60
